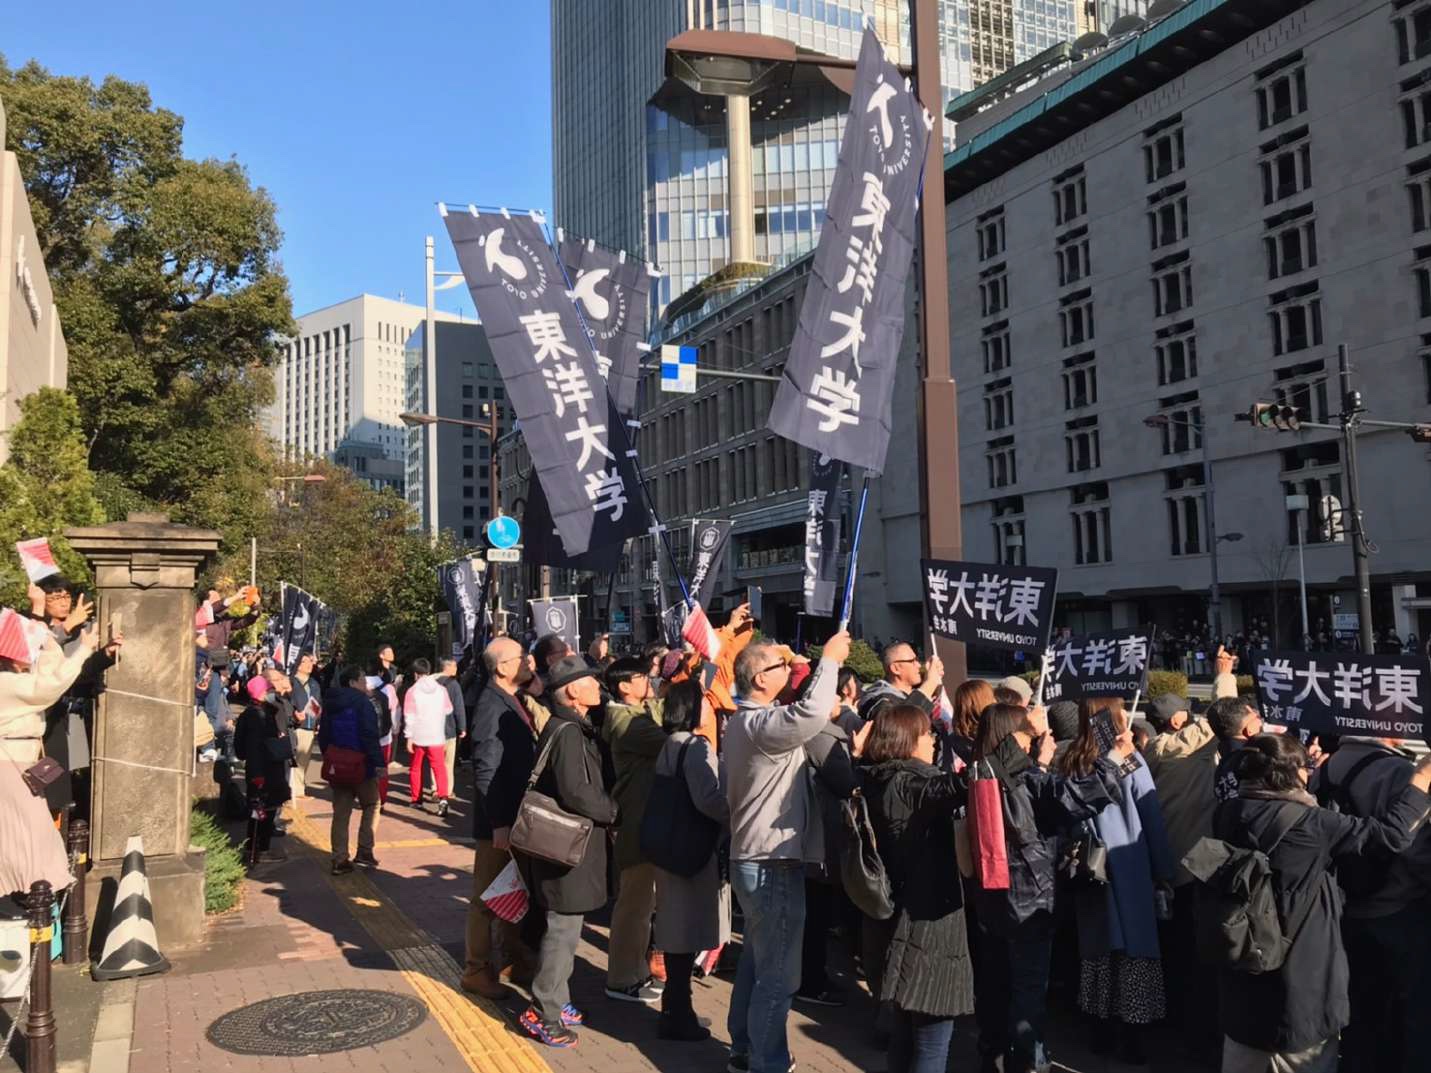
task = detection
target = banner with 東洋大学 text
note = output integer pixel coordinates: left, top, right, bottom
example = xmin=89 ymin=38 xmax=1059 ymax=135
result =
xmin=443 ymin=207 xmax=649 ymax=557
xmin=921 ymin=558 xmax=1059 ymax=654
xmin=766 ymin=29 xmax=931 ymax=474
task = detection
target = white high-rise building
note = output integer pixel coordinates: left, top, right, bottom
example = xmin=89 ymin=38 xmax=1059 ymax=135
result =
xmin=265 ymin=295 xmax=459 ymax=489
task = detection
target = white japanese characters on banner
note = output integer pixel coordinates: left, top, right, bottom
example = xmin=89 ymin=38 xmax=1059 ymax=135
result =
xmin=1252 ymin=650 xmax=1430 ymax=740
xmin=1042 ymin=627 xmax=1155 ymax=702
xmin=687 ymin=519 xmax=733 ymax=609
xmin=803 ymin=455 xmax=844 ymax=617
xmin=442 ymin=207 xmax=649 ymax=557
xmin=766 ymin=29 xmax=931 ymax=473
xmin=921 ymin=558 xmax=1059 ymax=653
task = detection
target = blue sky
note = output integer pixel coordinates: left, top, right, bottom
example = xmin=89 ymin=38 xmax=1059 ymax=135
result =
xmin=5 ymin=1 xmax=553 ymax=317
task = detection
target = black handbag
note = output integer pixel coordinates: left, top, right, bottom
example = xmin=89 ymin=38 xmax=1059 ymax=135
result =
xmin=839 ymin=790 xmax=895 ymax=920
xmin=640 ymin=738 xmax=720 ymax=878
xmin=510 ymin=722 xmax=594 ymax=869
xmin=1059 ymin=820 xmax=1109 ymax=886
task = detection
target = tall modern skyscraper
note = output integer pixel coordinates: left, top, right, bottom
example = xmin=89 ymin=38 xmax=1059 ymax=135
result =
xmin=552 ymin=1 xmax=1075 ymax=313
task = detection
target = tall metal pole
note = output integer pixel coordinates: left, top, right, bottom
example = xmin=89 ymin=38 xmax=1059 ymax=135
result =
xmin=912 ymin=0 xmax=966 ymax=683
xmin=249 ymin=536 xmax=257 ymax=588
xmin=424 ymin=237 xmax=440 ymax=539
xmin=1337 ymin=343 xmax=1376 ymax=655
xmin=1295 ymin=508 xmax=1310 ymax=647
xmin=1201 ymin=425 xmax=1223 ymax=646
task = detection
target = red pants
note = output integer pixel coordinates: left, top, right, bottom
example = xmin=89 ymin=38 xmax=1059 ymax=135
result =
xmin=408 ymin=744 xmax=449 ymax=802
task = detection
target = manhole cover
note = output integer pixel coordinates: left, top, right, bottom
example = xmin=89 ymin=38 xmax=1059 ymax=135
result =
xmin=206 ymin=989 xmax=427 ymax=1056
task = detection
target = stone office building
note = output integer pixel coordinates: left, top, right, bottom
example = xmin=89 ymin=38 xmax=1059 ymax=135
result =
xmin=932 ymin=0 xmax=1431 ymax=649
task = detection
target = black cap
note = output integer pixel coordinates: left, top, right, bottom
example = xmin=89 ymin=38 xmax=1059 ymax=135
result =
xmin=546 ymin=654 xmax=598 ymax=693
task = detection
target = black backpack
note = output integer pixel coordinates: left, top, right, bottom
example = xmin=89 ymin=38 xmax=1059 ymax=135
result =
xmin=1316 ymin=750 xmax=1400 ymax=899
xmin=1182 ymin=802 xmax=1315 ymax=974
xmin=640 ymin=738 xmax=720 ymax=878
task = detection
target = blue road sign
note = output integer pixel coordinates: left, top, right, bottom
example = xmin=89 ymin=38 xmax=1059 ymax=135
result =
xmin=486 ymin=515 xmax=521 ymax=549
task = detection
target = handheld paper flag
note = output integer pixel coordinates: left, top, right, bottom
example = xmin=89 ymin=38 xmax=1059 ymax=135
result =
xmin=15 ymin=538 xmax=58 ymax=583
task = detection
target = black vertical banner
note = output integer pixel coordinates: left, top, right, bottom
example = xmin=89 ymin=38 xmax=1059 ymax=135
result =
xmin=438 ymin=557 xmax=487 ymax=656
xmin=443 ymin=208 xmax=649 ymax=556
xmin=687 ymin=519 xmax=733 ymax=608
xmin=766 ymin=29 xmax=931 ymax=473
xmin=803 ymin=455 xmax=844 ymax=616
xmin=279 ymin=584 xmax=318 ymax=675
xmin=557 ymin=229 xmax=653 ymax=418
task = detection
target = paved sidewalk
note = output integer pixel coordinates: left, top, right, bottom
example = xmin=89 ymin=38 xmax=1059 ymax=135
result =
xmin=8 ymin=758 xmax=1213 ymax=1072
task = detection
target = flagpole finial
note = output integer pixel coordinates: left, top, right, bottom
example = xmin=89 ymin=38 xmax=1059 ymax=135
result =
xmin=438 ymin=201 xmax=449 ymax=217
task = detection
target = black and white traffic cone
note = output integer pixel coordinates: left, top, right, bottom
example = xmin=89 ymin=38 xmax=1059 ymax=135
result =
xmin=91 ymin=836 xmax=170 ymax=981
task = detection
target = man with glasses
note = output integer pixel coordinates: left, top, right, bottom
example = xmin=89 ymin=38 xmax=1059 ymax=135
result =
xmin=724 ymin=629 xmax=850 ymax=1073
xmin=462 ymin=636 xmax=541 ymax=999
xmin=601 ymin=656 xmax=669 ymax=1004
xmin=856 ymin=641 xmax=943 ymax=725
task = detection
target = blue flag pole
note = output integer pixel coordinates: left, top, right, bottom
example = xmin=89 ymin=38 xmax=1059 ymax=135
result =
xmin=838 ymin=476 xmax=871 ymax=631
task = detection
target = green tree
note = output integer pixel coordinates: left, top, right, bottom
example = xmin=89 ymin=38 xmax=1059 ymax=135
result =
xmin=208 ymin=461 xmax=464 ymax=665
xmin=0 ymin=387 xmax=105 ymax=604
xmin=0 ymin=58 xmax=294 ymax=552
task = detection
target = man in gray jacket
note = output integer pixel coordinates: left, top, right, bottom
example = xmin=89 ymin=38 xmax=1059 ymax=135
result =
xmin=724 ymin=629 xmax=850 ymax=1073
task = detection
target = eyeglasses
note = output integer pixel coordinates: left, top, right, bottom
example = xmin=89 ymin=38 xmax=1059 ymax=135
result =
xmin=888 ymin=657 xmax=920 ymax=667
xmin=758 ymin=661 xmax=791 ymax=676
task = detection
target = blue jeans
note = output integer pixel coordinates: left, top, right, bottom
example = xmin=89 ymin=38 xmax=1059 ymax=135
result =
xmin=728 ymin=860 xmax=805 ymax=1073
xmin=890 ymin=1010 xmax=955 ymax=1073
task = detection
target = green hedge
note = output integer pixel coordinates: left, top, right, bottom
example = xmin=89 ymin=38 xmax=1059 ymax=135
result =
xmin=190 ymin=804 xmax=245 ymax=914
xmin=803 ymin=639 xmax=884 ymax=683
xmin=1022 ymin=668 xmax=1189 ymax=702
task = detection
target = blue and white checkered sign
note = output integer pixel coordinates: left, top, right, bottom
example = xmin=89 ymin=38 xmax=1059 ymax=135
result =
xmin=660 ymin=344 xmax=698 ymax=394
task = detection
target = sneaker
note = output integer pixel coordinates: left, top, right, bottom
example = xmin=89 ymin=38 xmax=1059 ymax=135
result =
xmin=560 ymin=1004 xmax=583 ymax=1027
xmin=354 ymin=851 xmax=380 ymax=869
xmin=604 ymin=980 xmax=662 ymax=1004
xmin=331 ymin=861 xmax=354 ymax=876
xmin=648 ymin=950 xmax=667 ymax=983
xmin=794 ymin=988 xmax=845 ymax=1007
xmin=518 ymin=1007 xmax=577 ymax=1048
xmin=436 ymin=798 xmax=450 ymax=817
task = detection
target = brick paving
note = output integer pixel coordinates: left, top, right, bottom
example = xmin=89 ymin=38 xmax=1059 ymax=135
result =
xmin=7 ymin=756 xmax=1215 ymax=1072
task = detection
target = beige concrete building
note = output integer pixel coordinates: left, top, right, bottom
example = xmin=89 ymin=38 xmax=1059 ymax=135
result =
xmin=0 ymin=97 xmax=69 ymax=462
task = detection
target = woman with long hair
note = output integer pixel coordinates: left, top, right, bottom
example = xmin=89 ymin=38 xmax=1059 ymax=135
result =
xmin=650 ymin=679 xmax=729 ymax=1041
xmin=862 ymin=703 xmax=972 ymax=1073
xmin=970 ymin=701 xmax=1129 ymax=1073
xmin=939 ymin=678 xmax=994 ymax=772
xmin=1056 ymin=697 xmax=1174 ymax=1065
xmin=1207 ymin=734 xmax=1431 ymax=1073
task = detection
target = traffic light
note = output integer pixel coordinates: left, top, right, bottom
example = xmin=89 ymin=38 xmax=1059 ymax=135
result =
xmin=1248 ymin=402 xmax=1301 ymax=431
xmin=1410 ymin=424 xmax=1431 ymax=444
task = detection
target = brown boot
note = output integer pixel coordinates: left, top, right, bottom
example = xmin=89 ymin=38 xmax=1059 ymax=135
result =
xmin=460 ymin=966 xmax=511 ymax=1000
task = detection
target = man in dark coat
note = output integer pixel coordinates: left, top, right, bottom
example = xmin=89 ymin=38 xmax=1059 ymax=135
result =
xmin=463 ymin=637 xmax=542 ymax=1000
xmin=515 ymin=656 xmax=618 ymax=1048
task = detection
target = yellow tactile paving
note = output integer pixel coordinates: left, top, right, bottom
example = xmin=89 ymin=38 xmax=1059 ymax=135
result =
xmin=287 ymin=804 xmax=551 ymax=1073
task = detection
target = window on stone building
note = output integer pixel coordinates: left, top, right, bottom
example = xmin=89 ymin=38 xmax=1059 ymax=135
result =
xmin=1165 ymin=466 xmax=1206 ymax=557
xmin=1152 ymin=255 xmax=1193 ymax=317
xmin=1060 ymin=290 xmax=1095 ymax=347
xmin=1062 ymin=353 xmax=1097 ymax=410
xmin=1065 ymin=417 xmax=1101 ymax=474
xmin=1147 ymin=193 xmax=1189 ymax=249
xmin=1396 ymin=6 xmax=1431 ymax=65
xmin=1056 ymin=231 xmax=1091 ymax=287
xmin=1143 ymin=120 xmax=1185 ymax=182
xmin=1157 ymin=392 xmax=1203 ymax=455
xmin=984 ymin=379 xmax=1014 ymax=431
xmin=982 ymin=322 xmax=1011 ymax=373
xmin=1053 ymin=168 xmax=1087 ymax=226
xmin=1255 ymin=57 xmax=1308 ymax=129
xmin=986 ymin=436 xmax=1016 ymax=489
xmin=992 ymin=496 xmax=1026 ymax=566
xmin=1272 ymin=358 xmax=1331 ymax=424
xmin=1156 ymin=324 xmax=1198 ymax=385
xmin=1260 ymin=132 xmax=1312 ymax=204
xmin=977 ymin=209 xmax=1006 ymax=261
xmin=1070 ymin=482 xmax=1112 ymax=565
xmin=1264 ymin=210 xmax=1318 ymax=279
xmin=979 ymin=269 xmax=1008 ymax=317
xmin=1269 ymin=288 xmax=1324 ymax=355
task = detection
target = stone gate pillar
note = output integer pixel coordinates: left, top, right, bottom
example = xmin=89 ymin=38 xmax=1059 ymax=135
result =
xmin=67 ymin=512 xmax=220 ymax=950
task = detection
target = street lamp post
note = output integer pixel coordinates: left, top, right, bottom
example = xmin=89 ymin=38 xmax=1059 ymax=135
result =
xmin=273 ymin=473 xmax=327 ymax=589
xmin=424 ymin=236 xmax=470 ymax=537
xmin=1286 ymin=492 xmax=1311 ymax=647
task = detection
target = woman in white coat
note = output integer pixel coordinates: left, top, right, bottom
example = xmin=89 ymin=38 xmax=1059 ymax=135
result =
xmin=651 ymin=679 xmax=729 ymax=1042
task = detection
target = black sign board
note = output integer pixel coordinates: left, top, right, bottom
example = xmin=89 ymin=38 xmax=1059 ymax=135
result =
xmin=1042 ymin=627 xmax=1155 ymax=703
xmin=921 ymin=558 xmax=1059 ymax=653
xmin=1252 ymin=650 xmax=1431 ymax=740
